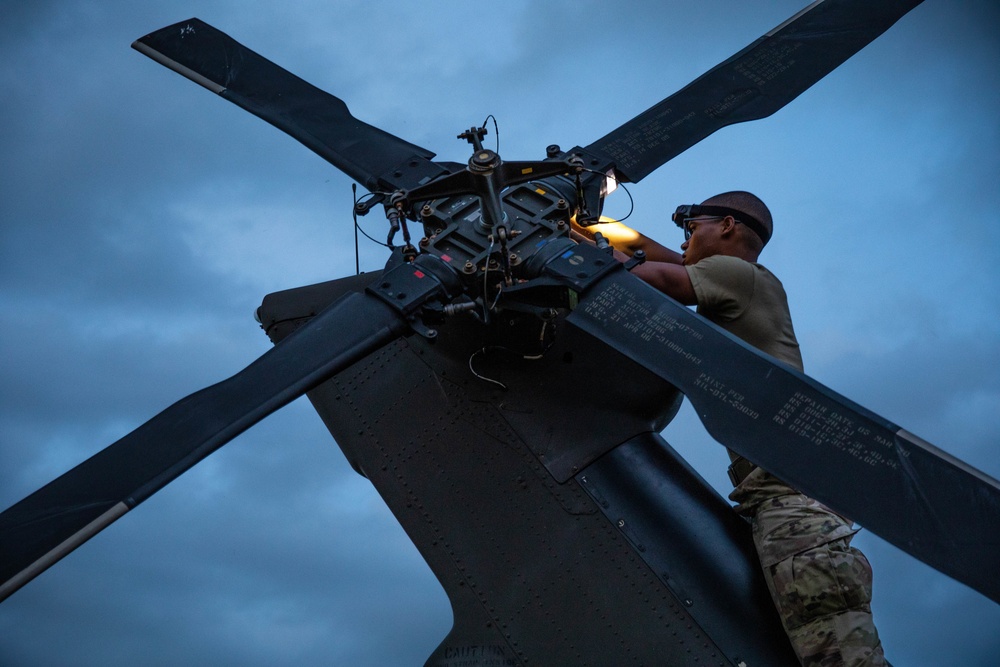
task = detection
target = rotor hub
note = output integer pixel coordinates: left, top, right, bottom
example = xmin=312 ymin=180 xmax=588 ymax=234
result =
xmin=469 ymin=149 xmax=500 ymax=173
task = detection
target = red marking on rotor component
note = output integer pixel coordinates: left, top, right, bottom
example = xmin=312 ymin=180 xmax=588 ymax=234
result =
xmin=440 ymin=254 xmax=453 ymax=262
xmin=413 ymin=270 xmax=426 ymax=279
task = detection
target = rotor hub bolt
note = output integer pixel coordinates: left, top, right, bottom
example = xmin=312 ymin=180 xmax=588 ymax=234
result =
xmin=420 ymin=204 xmax=433 ymax=218
xmin=469 ymin=149 xmax=500 ymax=173
xmin=463 ymin=260 xmax=476 ymax=274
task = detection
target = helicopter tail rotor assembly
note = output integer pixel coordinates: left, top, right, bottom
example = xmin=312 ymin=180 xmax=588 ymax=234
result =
xmin=4 ymin=1 xmax=998 ymax=665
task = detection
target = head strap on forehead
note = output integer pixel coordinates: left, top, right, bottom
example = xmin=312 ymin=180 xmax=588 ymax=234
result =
xmin=672 ymin=204 xmax=771 ymax=245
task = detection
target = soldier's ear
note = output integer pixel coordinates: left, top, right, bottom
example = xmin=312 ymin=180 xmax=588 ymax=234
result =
xmin=720 ymin=215 xmax=738 ymax=236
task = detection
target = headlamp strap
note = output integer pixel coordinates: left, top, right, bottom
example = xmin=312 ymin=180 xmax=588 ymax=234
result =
xmin=672 ymin=204 xmax=770 ymax=245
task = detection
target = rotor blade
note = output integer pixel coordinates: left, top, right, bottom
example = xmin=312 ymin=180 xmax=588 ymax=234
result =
xmin=566 ymin=268 xmax=1000 ymax=603
xmin=0 ymin=291 xmax=409 ymax=602
xmin=585 ymin=0 xmax=924 ymax=183
xmin=132 ymin=18 xmax=440 ymax=192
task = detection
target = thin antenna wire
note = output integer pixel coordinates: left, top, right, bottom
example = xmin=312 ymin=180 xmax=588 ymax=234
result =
xmin=351 ymin=183 xmax=360 ymax=275
xmin=352 ymin=189 xmax=394 ymax=252
xmin=468 ymin=348 xmax=508 ymax=391
xmin=483 ymin=114 xmax=499 ymax=154
xmin=582 ymin=167 xmax=635 ymax=222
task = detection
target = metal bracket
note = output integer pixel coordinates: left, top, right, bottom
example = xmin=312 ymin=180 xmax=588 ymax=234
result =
xmin=623 ymin=249 xmax=647 ymax=272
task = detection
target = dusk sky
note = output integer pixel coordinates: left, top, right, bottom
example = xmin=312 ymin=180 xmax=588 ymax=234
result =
xmin=2 ymin=1 xmax=998 ymax=665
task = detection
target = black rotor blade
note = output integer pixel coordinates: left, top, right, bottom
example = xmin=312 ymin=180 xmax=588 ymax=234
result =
xmin=132 ymin=18 xmax=439 ymax=192
xmin=586 ymin=0 xmax=924 ymax=183
xmin=0 ymin=290 xmax=409 ymax=602
xmin=567 ymin=268 xmax=1000 ymax=603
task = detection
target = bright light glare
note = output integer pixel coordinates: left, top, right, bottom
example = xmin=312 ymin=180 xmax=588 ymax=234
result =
xmin=602 ymin=169 xmax=618 ymax=196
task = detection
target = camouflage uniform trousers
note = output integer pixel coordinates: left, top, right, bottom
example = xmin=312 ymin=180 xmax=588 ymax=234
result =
xmin=751 ymin=493 xmax=887 ymax=667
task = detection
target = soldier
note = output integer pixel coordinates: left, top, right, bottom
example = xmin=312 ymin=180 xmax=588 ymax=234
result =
xmin=593 ymin=191 xmax=886 ymax=666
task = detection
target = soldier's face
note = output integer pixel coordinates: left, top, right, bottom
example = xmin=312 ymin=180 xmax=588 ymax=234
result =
xmin=680 ymin=216 xmax=725 ymax=265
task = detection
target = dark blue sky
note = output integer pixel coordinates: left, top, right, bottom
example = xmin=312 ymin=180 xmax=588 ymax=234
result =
xmin=2 ymin=1 xmax=998 ymax=665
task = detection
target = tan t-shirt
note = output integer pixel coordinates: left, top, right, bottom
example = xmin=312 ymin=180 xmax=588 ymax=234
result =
xmin=685 ymin=254 xmax=803 ymax=372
